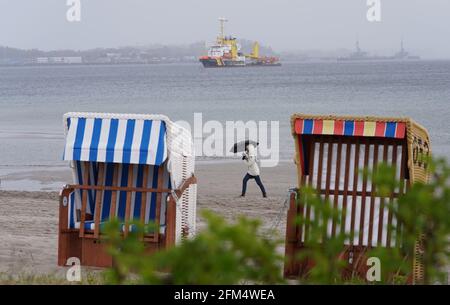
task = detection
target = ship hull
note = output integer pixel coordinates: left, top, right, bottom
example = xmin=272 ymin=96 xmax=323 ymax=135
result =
xmin=199 ymin=58 xmax=281 ymax=68
xmin=200 ymin=58 xmax=222 ymax=68
xmin=247 ymin=62 xmax=282 ymax=67
xmin=199 ymin=58 xmax=246 ymax=68
xmin=337 ymin=57 xmax=421 ymax=62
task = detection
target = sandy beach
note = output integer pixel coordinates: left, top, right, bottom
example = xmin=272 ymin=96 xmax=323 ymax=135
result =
xmin=0 ymin=161 xmax=297 ymax=276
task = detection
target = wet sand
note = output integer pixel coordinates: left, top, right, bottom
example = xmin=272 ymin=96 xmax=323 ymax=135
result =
xmin=0 ymin=161 xmax=297 ymax=275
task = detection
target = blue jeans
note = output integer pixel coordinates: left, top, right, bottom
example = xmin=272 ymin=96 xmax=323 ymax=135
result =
xmin=241 ymin=173 xmax=267 ymax=196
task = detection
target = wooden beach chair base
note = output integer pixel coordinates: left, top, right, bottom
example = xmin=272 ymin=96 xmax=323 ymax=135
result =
xmin=284 ymin=189 xmax=415 ymax=283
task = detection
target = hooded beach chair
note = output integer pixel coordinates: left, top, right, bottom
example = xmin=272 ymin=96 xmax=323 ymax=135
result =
xmin=284 ymin=114 xmax=431 ymax=283
xmin=58 ymin=113 xmax=197 ymax=267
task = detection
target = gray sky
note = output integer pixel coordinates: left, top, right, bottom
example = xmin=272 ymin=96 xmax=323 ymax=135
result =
xmin=1 ymin=0 xmax=449 ymax=57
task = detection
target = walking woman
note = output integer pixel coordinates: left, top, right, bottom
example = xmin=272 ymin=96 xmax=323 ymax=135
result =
xmin=241 ymin=144 xmax=267 ymax=198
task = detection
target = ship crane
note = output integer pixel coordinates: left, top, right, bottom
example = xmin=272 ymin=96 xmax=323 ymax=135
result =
xmin=246 ymin=42 xmax=260 ymax=59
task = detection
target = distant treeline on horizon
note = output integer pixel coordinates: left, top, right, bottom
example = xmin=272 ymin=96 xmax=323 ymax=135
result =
xmin=0 ymin=40 xmax=278 ymax=65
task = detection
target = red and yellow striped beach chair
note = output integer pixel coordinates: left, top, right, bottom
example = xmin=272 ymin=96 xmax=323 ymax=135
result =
xmin=284 ymin=114 xmax=431 ymax=283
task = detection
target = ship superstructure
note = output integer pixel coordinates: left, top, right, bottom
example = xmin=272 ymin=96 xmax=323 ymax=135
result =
xmin=393 ymin=39 xmax=421 ymax=60
xmin=199 ymin=18 xmax=280 ymax=68
xmin=338 ymin=38 xmax=421 ymax=62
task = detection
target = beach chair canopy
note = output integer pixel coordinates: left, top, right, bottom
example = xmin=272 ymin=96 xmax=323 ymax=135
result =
xmin=292 ymin=114 xmax=431 ymax=185
xmin=63 ymin=113 xmax=169 ymax=166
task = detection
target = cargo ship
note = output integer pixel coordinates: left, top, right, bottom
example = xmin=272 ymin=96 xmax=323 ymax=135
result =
xmin=199 ymin=18 xmax=281 ymax=68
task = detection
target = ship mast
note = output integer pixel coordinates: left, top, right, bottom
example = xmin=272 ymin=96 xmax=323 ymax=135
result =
xmin=218 ymin=17 xmax=228 ymax=42
xmin=356 ymin=38 xmax=361 ymax=53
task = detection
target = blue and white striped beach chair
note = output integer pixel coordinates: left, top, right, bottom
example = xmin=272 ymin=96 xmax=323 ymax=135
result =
xmin=58 ymin=113 xmax=197 ymax=267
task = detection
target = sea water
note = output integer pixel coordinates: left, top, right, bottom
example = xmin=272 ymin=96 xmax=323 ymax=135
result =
xmin=0 ymin=61 xmax=449 ymax=177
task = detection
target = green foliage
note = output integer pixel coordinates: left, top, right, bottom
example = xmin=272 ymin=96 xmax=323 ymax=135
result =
xmin=370 ymin=159 xmax=450 ymax=284
xmin=102 ymin=157 xmax=450 ymax=285
xmin=104 ymin=211 xmax=284 ymax=285
xmin=295 ymin=187 xmax=348 ymax=284
xmin=294 ymin=157 xmax=450 ymax=284
xmin=104 ymin=219 xmax=148 ymax=284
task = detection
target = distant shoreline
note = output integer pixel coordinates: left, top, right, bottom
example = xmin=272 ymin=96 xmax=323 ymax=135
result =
xmin=3 ymin=58 xmax=450 ymax=68
xmin=0 ymin=61 xmax=199 ymax=68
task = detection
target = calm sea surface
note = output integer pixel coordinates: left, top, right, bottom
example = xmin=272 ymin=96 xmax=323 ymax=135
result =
xmin=0 ymin=61 xmax=449 ymax=170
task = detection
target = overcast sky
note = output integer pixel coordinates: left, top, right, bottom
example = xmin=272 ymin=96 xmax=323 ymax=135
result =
xmin=1 ymin=0 xmax=449 ymax=57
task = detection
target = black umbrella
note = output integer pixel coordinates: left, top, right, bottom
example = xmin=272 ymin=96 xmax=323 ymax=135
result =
xmin=230 ymin=140 xmax=259 ymax=153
